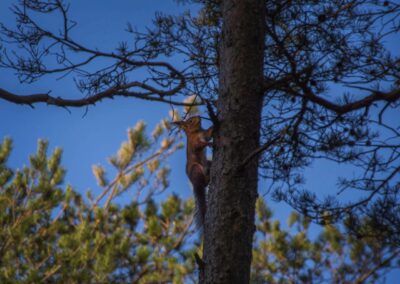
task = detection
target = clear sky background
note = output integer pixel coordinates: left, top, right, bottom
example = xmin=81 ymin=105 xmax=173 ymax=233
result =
xmin=0 ymin=0 xmax=399 ymax=282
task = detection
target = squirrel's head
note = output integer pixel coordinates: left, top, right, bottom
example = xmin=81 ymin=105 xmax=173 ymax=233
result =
xmin=173 ymin=116 xmax=201 ymax=133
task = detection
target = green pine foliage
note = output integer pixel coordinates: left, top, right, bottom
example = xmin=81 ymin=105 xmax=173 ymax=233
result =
xmin=251 ymin=199 xmax=399 ymax=283
xmin=0 ymin=120 xmax=195 ymax=284
xmin=0 ymin=122 xmax=398 ymax=283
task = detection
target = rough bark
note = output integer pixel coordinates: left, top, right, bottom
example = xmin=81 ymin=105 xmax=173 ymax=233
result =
xmin=202 ymin=0 xmax=265 ymax=283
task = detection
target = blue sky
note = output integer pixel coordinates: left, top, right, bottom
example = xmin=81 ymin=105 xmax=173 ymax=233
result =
xmin=0 ymin=0 xmax=190 ymax=197
xmin=1 ymin=0 xmax=399 ymax=281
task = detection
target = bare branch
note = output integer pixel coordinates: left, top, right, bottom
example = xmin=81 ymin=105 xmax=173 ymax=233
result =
xmin=0 ymin=85 xmax=201 ymax=107
xmin=300 ymin=87 xmax=400 ymax=115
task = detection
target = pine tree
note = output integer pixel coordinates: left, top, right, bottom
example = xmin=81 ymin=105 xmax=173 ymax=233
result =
xmin=1 ymin=135 xmax=398 ymax=283
xmin=1 ymin=1 xmax=400 ymax=282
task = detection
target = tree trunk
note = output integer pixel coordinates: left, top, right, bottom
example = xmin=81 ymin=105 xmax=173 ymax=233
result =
xmin=202 ymin=0 xmax=265 ymax=283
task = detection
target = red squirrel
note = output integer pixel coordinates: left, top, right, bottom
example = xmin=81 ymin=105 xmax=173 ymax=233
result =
xmin=173 ymin=116 xmax=213 ymax=230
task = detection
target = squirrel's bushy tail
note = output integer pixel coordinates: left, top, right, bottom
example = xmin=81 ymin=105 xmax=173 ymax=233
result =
xmin=193 ymin=184 xmax=206 ymax=232
xmin=188 ymin=163 xmax=208 ymax=232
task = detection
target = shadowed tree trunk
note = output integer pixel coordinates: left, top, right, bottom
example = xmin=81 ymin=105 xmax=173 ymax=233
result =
xmin=202 ymin=0 xmax=265 ymax=283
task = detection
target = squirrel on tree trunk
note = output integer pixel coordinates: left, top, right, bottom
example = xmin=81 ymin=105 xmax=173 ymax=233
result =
xmin=173 ymin=116 xmax=213 ymax=231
